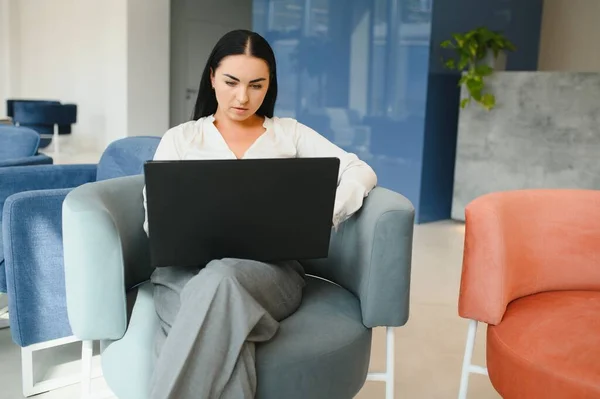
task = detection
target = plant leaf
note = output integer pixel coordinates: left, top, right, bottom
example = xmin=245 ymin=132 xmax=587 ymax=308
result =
xmin=469 ymin=42 xmax=478 ymax=57
xmin=460 ymin=98 xmax=470 ymax=108
xmin=466 ymin=78 xmax=484 ymax=94
xmin=481 ymin=93 xmax=496 ymax=110
xmin=452 ymin=33 xmax=464 ymax=46
xmin=458 ymin=55 xmax=470 ymax=70
xmin=475 ymin=65 xmax=494 ymax=76
xmin=444 ymin=59 xmax=456 ymax=69
xmin=470 ymin=88 xmax=483 ymax=102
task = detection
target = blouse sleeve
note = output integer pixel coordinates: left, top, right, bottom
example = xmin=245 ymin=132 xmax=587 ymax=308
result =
xmin=292 ymin=119 xmax=377 ymax=228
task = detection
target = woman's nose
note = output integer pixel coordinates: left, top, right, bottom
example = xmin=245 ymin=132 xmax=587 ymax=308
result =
xmin=237 ymin=88 xmax=249 ymax=104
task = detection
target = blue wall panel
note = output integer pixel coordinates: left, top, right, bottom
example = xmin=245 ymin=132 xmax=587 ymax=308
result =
xmin=253 ymin=0 xmax=543 ymax=223
xmin=253 ymin=0 xmax=434 ymax=221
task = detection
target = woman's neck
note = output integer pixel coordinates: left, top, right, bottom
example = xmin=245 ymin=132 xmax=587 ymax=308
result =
xmin=213 ymin=110 xmax=265 ymax=131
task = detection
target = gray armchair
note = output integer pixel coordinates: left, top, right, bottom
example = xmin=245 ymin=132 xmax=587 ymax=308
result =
xmin=62 ymin=174 xmax=414 ymax=399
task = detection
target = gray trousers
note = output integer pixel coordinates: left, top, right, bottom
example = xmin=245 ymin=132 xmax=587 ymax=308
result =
xmin=148 ymin=258 xmax=306 ymax=399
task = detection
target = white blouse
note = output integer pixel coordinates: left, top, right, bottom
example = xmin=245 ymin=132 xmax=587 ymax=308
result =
xmin=143 ymin=115 xmax=377 ymax=234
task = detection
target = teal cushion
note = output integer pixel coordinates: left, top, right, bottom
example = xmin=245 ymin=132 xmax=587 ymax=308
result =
xmin=100 ymin=283 xmax=159 ymax=399
xmin=101 ymin=277 xmax=371 ymax=399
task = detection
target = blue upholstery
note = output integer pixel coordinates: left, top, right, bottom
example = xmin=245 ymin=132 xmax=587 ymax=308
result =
xmin=8 ymin=100 xmax=78 ymax=148
xmin=0 ymin=164 xmax=97 ymax=294
xmin=0 ymin=125 xmax=53 ymax=167
xmin=7 ymin=100 xmax=59 ymax=119
xmin=0 ymin=136 xmax=160 ymax=346
xmin=62 ymin=174 xmax=415 ymax=398
xmin=0 ymin=125 xmax=38 ymax=159
xmin=96 ymin=136 xmax=163 ymax=181
xmin=12 ymin=102 xmax=77 ymax=126
xmin=7 ymin=100 xmax=76 ymax=134
xmin=0 ymin=155 xmax=53 ymax=167
xmin=3 ymin=189 xmax=75 ymax=344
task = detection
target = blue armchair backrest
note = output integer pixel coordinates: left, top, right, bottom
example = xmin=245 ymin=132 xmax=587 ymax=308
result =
xmin=6 ymin=99 xmax=60 ymax=118
xmin=96 ymin=136 xmax=161 ymax=181
xmin=0 ymin=126 xmax=40 ymax=161
xmin=12 ymin=102 xmax=77 ymax=126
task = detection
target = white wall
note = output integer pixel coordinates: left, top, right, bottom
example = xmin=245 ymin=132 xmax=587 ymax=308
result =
xmin=127 ymin=0 xmax=170 ymax=137
xmin=538 ymin=0 xmax=600 ymax=71
xmin=0 ymin=0 xmax=13 ymax=112
xmin=2 ymin=0 xmax=169 ymax=148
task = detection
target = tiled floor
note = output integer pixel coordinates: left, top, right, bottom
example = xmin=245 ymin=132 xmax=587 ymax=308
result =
xmin=0 ymin=134 xmax=501 ymax=398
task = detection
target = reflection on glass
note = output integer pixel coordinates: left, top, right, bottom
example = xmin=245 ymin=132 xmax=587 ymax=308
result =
xmin=254 ymin=0 xmax=433 ymax=202
xmin=254 ymin=0 xmax=542 ymax=221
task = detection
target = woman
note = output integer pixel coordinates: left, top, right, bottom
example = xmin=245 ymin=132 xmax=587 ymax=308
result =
xmin=145 ymin=29 xmax=377 ymax=399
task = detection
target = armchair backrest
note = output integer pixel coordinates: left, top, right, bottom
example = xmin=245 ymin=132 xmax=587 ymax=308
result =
xmin=459 ymin=189 xmax=600 ymax=326
xmin=0 ymin=125 xmax=40 ymax=160
xmin=96 ymin=136 xmax=161 ymax=181
xmin=12 ymin=102 xmax=76 ymax=125
xmin=6 ymin=99 xmax=60 ymax=118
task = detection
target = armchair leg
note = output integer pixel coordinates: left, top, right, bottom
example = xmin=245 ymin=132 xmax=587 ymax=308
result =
xmin=458 ymin=319 xmax=488 ymax=399
xmin=0 ymin=298 xmax=9 ymax=329
xmin=81 ymin=340 xmax=93 ymax=399
xmin=21 ymin=336 xmax=82 ymax=397
xmin=80 ymin=340 xmax=115 ymax=399
xmin=366 ymin=327 xmax=395 ymax=399
xmin=385 ymin=327 xmax=395 ymax=399
xmin=53 ymin=124 xmax=60 ymax=156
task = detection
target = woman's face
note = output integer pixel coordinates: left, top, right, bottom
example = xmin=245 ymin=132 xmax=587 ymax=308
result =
xmin=211 ymin=54 xmax=270 ymax=122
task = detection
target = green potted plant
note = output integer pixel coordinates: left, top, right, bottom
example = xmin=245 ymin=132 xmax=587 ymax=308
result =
xmin=441 ymin=27 xmax=516 ymax=110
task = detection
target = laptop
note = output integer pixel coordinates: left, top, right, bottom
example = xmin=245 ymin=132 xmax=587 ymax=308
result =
xmin=143 ymin=157 xmax=340 ymax=268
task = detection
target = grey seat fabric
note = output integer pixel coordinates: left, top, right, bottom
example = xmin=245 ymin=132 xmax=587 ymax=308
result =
xmin=101 ymin=277 xmax=371 ymax=399
xmin=255 ymin=277 xmax=372 ymax=399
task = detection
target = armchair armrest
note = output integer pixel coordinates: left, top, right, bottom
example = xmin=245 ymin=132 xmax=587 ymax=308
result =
xmin=0 ymin=164 xmax=96 ymax=217
xmin=303 ymin=187 xmax=415 ymax=328
xmin=459 ymin=189 xmax=600 ymax=326
xmin=0 ymin=154 xmax=53 ymax=167
xmin=63 ymin=175 xmax=151 ymax=341
xmin=2 ymin=189 xmax=74 ymax=346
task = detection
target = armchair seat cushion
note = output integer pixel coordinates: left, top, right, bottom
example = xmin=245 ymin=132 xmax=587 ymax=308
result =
xmin=101 ymin=276 xmax=372 ymax=399
xmin=487 ymin=291 xmax=600 ymax=399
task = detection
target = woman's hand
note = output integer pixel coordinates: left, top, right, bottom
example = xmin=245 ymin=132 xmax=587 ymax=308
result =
xmin=332 ymin=200 xmax=347 ymax=231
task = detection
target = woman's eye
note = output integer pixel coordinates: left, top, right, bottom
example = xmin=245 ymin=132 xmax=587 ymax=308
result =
xmin=251 ymin=84 xmax=263 ymax=90
xmin=225 ymin=81 xmax=236 ymax=86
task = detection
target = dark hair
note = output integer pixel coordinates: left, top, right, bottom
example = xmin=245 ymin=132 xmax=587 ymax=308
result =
xmin=192 ymin=30 xmax=278 ymax=120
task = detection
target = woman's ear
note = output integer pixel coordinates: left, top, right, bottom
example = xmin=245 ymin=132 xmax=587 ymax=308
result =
xmin=210 ymin=68 xmax=215 ymax=89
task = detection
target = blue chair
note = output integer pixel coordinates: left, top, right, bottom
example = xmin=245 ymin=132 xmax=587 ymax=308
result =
xmin=8 ymin=100 xmax=77 ymax=148
xmin=0 ymin=125 xmax=53 ymax=167
xmin=62 ymin=176 xmax=414 ymax=399
xmin=0 ymin=136 xmax=160 ymax=397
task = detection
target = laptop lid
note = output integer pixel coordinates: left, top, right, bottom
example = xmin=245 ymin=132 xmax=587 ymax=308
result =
xmin=144 ymin=157 xmax=340 ymax=268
